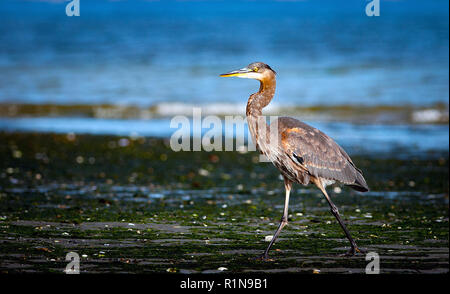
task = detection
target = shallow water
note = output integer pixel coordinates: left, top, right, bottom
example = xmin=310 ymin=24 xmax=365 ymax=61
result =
xmin=0 ymin=116 xmax=448 ymax=155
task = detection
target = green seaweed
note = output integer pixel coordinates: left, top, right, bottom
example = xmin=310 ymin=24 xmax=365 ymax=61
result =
xmin=0 ymin=132 xmax=448 ymax=273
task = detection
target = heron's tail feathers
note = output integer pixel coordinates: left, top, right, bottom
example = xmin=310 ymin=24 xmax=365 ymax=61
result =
xmin=348 ymin=171 xmax=369 ymax=192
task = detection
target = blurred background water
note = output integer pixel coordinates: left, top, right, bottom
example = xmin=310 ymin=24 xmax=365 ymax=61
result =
xmin=0 ymin=0 xmax=448 ymax=153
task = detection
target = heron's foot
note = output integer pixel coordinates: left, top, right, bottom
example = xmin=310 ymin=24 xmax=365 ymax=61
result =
xmin=340 ymin=246 xmax=366 ymax=257
xmin=252 ymin=253 xmax=274 ymax=262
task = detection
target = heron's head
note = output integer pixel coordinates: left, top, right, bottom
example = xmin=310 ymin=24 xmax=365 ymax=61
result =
xmin=220 ymin=62 xmax=276 ymax=81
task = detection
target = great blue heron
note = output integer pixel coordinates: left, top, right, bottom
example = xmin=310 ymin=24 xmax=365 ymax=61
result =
xmin=220 ymin=62 xmax=369 ymax=259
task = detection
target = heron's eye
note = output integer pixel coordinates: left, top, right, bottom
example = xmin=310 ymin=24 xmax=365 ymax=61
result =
xmin=253 ymin=67 xmax=258 ymax=72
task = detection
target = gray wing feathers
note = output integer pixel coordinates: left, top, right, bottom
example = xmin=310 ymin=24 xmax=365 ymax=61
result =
xmin=278 ymin=117 xmax=369 ymax=191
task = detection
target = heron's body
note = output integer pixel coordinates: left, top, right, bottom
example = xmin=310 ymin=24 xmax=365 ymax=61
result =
xmin=221 ymin=62 xmax=368 ymax=259
xmin=247 ymin=86 xmax=368 ymax=192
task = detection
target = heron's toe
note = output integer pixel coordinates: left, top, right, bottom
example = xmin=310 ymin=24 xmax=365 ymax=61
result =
xmin=252 ymin=254 xmax=274 ymax=262
xmin=339 ymin=246 xmax=366 ymax=257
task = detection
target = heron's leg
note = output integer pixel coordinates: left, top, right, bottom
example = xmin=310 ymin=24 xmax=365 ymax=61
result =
xmin=316 ymin=181 xmax=364 ymax=256
xmin=261 ymin=178 xmax=292 ymax=260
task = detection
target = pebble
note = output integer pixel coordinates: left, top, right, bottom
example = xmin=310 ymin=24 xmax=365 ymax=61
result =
xmin=198 ymin=169 xmax=210 ymax=176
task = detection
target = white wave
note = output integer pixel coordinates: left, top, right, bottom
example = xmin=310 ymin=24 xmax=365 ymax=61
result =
xmin=412 ymin=109 xmax=449 ymax=123
xmin=153 ymin=102 xmax=281 ymax=117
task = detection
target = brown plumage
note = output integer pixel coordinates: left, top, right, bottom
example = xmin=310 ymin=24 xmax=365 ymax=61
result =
xmin=277 ymin=117 xmax=369 ymax=192
xmin=221 ymin=62 xmax=368 ymax=259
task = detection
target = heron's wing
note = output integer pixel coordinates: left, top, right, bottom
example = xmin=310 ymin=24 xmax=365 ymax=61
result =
xmin=277 ymin=117 xmax=368 ymax=191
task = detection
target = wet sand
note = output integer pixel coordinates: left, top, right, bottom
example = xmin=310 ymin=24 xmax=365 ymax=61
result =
xmin=0 ymin=132 xmax=448 ymax=273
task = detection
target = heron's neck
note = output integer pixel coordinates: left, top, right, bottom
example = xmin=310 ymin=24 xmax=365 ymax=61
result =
xmin=246 ymin=76 xmax=276 ymax=151
xmin=246 ymin=77 xmax=276 ymax=117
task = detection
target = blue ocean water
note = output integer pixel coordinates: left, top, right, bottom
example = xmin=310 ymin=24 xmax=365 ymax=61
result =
xmin=0 ymin=0 xmax=448 ymax=107
xmin=0 ymin=0 xmax=448 ymax=153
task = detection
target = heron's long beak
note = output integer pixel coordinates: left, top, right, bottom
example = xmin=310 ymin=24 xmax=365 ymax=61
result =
xmin=220 ymin=67 xmax=252 ymax=78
